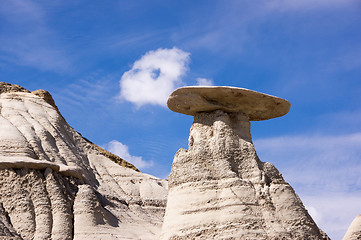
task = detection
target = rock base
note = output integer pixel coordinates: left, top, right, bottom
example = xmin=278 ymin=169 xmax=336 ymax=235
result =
xmin=161 ymin=110 xmax=329 ymax=240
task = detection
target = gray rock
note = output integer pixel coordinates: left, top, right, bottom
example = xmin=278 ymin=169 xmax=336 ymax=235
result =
xmin=0 ymin=82 xmax=30 ymax=94
xmin=162 ymin=87 xmax=329 ymax=240
xmin=0 ymin=83 xmax=168 ymax=240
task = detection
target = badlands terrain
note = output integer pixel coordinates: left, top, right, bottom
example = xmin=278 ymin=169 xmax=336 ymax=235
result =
xmin=0 ymin=82 xmax=359 ymax=239
xmin=0 ymin=82 xmax=167 ymax=239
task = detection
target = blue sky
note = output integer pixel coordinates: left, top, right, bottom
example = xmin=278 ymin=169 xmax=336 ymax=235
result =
xmin=1 ymin=0 xmax=360 ymax=238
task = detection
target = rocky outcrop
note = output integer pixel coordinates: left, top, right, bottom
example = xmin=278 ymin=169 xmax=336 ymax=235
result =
xmin=0 ymin=82 xmax=30 ymax=94
xmin=343 ymin=215 xmax=361 ymax=240
xmin=0 ymin=83 xmax=168 ymax=239
xmin=162 ymin=87 xmax=329 ymax=240
xmin=0 ymin=83 xmax=333 ymax=239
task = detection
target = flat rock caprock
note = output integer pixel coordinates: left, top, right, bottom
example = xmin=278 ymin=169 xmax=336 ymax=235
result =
xmin=167 ymin=86 xmax=291 ymax=121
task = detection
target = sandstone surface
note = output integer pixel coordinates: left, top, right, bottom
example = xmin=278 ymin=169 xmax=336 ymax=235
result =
xmin=0 ymin=82 xmax=168 ymax=239
xmin=167 ymin=86 xmax=291 ymax=120
xmin=162 ymin=87 xmax=329 ymax=240
xmin=343 ymin=215 xmax=361 ymax=240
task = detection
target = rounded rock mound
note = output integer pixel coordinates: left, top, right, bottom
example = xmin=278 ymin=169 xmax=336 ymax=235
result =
xmin=167 ymin=86 xmax=291 ymax=121
xmin=343 ymin=214 xmax=361 ymax=240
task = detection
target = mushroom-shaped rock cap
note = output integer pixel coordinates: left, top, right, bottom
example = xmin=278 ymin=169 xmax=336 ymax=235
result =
xmin=167 ymin=86 xmax=291 ymax=121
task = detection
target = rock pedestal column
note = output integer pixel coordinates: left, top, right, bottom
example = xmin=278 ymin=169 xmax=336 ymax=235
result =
xmin=161 ymin=86 xmax=329 ymax=240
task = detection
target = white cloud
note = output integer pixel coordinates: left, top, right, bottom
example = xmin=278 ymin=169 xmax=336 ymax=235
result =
xmin=303 ymin=194 xmax=361 ymax=240
xmin=104 ymin=140 xmax=153 ymax=169
xmin=196 ymin=77 xmax=214 ymax=86
xmin=254 ymin=133 xmax=361 ymax=239
xmin=254 ymin=133 xmax=361 ymax=192
xmin=119 ymin=47 xmax=190 ymax=107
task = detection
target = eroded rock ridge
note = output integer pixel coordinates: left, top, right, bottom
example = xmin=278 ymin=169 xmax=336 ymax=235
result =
xmin=0 ymin=82 xmax=168 ymax=240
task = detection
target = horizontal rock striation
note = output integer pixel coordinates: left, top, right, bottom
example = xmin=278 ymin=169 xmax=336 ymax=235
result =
xmin=0 ymin=83 xmax=168 ymax=239
xmin=161 ymin=110 xmax=329 ymax=240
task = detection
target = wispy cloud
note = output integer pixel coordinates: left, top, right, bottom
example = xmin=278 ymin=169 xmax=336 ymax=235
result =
xmin=303 ymin=193 xmax=361 ymax=240
xmin=196 ymin=77 xmax=214 ymax=86
xmin=106 ymin=31 xmax=168 ymax=50
xmin=0 ymin=0 xmax=70 ymax=72
xmin=324 ymin=111 xmax=361 ymax=132
xmin=172 ymin=4 xmax=251 ymax=56
xmin=172 ymin=0 xmax=358 ymax=60
xmin=119 ymin=47 xmax=190 ymax=107
xmin=0 ymin=0 xmax=44 ymax=23
xmin=52 ymin=73 xmax=117 ymax=111
xmin=255 ymin=133 xmax=361 ymax=192
xmin=331 ymin=46 xmax=361 ymax=71
xmin=104 ymin=140 xmax=154 ymax=169
xmin=254 ymin=133 xmax=361 ymax=239
xmin=264 ymin=0 xmax=359 ymax=12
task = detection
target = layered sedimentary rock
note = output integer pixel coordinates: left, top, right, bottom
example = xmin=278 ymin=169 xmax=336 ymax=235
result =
xmin=343 ymin=215 xmax=361 ymax=240
xmin=167 ymin=86 xmax=290 ymax=120
xmin=162 ymin=87 xmax=329 ymax=240
xmin=0 ymin=82 xmax=168 ymax=240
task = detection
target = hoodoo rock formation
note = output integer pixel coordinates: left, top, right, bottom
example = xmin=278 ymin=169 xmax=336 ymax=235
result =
xmin=0 ymin=82 xmax=168 ymax=240
xmin=162 ymin=86 xmax=330 ymax=240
